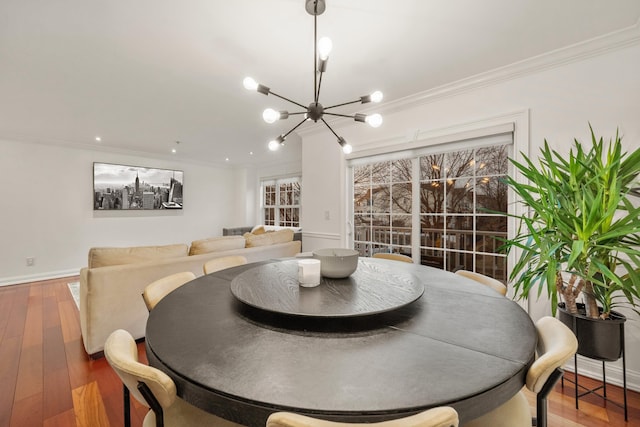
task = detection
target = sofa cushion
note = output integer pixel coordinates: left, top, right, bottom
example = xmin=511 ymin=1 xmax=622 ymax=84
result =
xmin=189 ymin=236 xmax=246 ymax=255
xmin=88 ymin=244 xmax=189 ymax=268
xmin=251 ymin=225 xmax=266 ymax=235
xmin=244 ymin=229 xmax=294 ymax=248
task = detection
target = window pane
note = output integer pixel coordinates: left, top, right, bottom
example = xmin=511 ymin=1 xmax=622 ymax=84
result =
xmin=475 ymin=253 xmax=507 ymax=283
xmin=371 ymin=185 xmax=390 ymax=214
xmin=476 ymin=145 xmax=508 ymax=175
xmin=420 ymin=247 xmax=444 ymax=269
xmin=446 ymin=178 xmax=474 ymax=213
xmin=476 ymin=176 xmax=507 ymax=213
xmin=420 ymin=182 xmax=445 ymax=214
xmin=445 ymin=150 xmax=474 ymax=179
xmin=371 ymin=215 xmax=391 ymax=244
xmin=354 ymin=185 xmax=371 ymax=214
xmin=392 ymin=159 xmax=412 ymax=183
xmin=420 ymin=215 xmax=444 ymax=248
xmin=420 ymin=154 xmax=444 ymax=181
xmin=370 ymin=162 xmax=390 ymax=184
xmin=353 ymin=164 xmax=370 ymax=186
xmin=391 ymin=215 xmax=412 ymax=246
xmin=354 ymin=241 xmax=371 ymax=257
xmin=391 ymin=183 xmax=412 ymax=214
xmin=354 ymin=213 xmax=371 ymax=242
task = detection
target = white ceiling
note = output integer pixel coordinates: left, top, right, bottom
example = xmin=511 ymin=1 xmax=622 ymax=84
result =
xmin=1 ymin=0 xmax=639 ymax=167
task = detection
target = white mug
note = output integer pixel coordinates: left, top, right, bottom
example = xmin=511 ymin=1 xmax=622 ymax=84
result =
xmin=298 ymin=259 xmax=321 ymax=287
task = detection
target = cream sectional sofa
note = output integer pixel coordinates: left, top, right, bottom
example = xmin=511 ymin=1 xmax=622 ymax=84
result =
xmin=80 ymin=230 xmax=301 ymax=357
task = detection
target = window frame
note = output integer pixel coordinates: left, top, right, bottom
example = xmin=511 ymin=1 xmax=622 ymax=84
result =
xmin=348 ymin=128 xmax=515 ymax=282
xmin=260 ymin=176 xmax=301 ymax=227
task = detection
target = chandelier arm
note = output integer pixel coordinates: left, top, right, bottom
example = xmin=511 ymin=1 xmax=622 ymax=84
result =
xmin=282 ymin=117 xmax=309 ymax=139
xmin=268 ymin=90 xmax=308 ymax=109
xmin=316 ymin=70 xmax=324 ymax=103
xmin=323 ymin=99 xmax=362 ymax=110
xmin=323 ymin=112 xmax=357 ymax=119
xmin=314 ymin=13 xmax=318 ymax=102
xmin=320 ymin=118 xmax=341 ymax=139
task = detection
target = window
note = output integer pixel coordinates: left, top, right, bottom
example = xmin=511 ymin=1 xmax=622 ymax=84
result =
xmin=262 ymin=177 xmax=301 ymax=227
xmin=419 ymin=145 xmax=509 ymax=280
xmin=354 ymin=160 xmax=412 ymax=257
xmin=350 ymin=134 xmax=511 ymax=283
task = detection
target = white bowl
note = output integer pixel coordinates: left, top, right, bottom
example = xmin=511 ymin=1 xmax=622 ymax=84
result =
xmin=312 ymin=248 xmax=359 ymax=278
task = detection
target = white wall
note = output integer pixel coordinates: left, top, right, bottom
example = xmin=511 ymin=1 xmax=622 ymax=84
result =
xmin=0 ymin=138 xmax=238 ymax=285
xmin=301 ymin=41 xmax=640 ymax=389
xmin=233 ymin=134 xmax=303 ymax=228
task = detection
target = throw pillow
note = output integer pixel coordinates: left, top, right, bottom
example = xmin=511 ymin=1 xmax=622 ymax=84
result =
xmin=251 ymin=225 xmax=266 ymax=235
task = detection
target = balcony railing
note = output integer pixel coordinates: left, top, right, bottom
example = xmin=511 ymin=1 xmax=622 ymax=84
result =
xmin=354 ymin=225 xmax=507 ymax=282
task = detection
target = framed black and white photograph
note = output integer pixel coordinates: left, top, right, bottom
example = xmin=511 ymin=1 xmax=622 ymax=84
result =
xmin=93 ymin=162 xmax=184 ymax=210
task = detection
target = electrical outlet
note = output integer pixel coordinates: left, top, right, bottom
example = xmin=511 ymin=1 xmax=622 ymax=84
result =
xmin=26 ymin=257 xmax=35 ymax=266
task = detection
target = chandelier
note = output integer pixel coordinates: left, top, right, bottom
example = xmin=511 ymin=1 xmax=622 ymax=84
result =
xmin=243 ymin=0 xmax=383 ymax=154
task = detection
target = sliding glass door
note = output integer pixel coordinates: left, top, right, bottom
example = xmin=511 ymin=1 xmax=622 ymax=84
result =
xmin=350 ymin=135 xmax=511 ymax=283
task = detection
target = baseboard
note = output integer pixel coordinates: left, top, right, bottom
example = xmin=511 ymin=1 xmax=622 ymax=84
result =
xmin=0 ymin=268 xmax=81 ymax=287
xmin=564 ymin=355 xmax=640 ymax=393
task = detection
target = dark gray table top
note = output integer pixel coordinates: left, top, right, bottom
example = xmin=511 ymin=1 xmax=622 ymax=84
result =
xmin=230 ymin=259 xmax=424 ymax=317
xmin=145 ymin=258 xmax=536 ymax=426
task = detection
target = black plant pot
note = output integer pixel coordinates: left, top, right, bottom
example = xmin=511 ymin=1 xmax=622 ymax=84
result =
xmin=557 ymin=302 xmax=626 ymax=362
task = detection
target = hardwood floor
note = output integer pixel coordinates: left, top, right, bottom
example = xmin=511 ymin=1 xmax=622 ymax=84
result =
xmin=0 ymin=276 xmax=638 ymax=427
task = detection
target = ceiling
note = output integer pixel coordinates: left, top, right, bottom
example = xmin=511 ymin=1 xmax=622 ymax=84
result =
xmin=1 ymin=0 xmax=639 ymax=167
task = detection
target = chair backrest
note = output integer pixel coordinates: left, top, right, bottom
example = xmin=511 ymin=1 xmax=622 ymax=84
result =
xmin=104 ymin=329 xmax=177 ymax=409
xmin=142 ymin=271 xmax=197 ymax=311
xmin=454 ymin=270 xmax=507 ymax=296
xmin=267 ymin=407 xmax=458 ymax=427
xmin=526 ymin=316 xmax=579 ymax=393
xmin=203 ymin=255 xmax=248 ymax=274
xmin=372 ymin=253 xmax=414 ymax=263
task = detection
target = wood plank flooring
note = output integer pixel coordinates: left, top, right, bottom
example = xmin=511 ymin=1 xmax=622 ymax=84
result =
xmin=0 ymin=276 xmax=638 ymax=426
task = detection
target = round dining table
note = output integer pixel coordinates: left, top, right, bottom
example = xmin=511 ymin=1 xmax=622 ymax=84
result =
xmin=145 ymin=258 xmax=536 ymax=426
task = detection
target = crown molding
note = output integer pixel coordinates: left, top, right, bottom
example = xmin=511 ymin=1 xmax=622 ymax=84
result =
xmin=302 ymin=18 xmax=640 ymax=136
xmin=382 ymin=19 xmax=640 ymax=115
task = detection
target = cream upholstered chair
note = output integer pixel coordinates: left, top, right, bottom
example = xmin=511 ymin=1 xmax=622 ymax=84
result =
xmin=203 ymin=255 xmax=248 ymax=274
xmin=372 ymin=253 xmax=414 ymax=263
xmin=104 ymin=329 xmax=241 ymax=427
xmin=267 ymin=407 xmax=459 ymax=427
xmin=464 ymin=316 xmax=578 ymax=427
xmin=142 ymin=271 xmax=196 ymax=311
xmin=454 ymin=270 xmax=507 ymax=296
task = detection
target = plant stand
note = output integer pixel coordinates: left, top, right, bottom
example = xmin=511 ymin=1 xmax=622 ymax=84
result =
xmin=560 ymin=317 xmax=628 ymax=421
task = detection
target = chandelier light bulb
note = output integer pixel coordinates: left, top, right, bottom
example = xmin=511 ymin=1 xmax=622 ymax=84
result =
xmin=342 ymin=143 xmax=353 ymax=154
xmin=370 ymin=91 xmax=383 ymax=103
xmin=318 ymin=36 xmax=332 ymax=60
xmin=262 ymin=108 xmax=279 ymax=124
xmin=243 ymin=77 xmax=258 ymax=91
xmin=268 ymin=140 xmax=281 ymax=151
xmin=366 ymin=114 xmax=383 ymax=128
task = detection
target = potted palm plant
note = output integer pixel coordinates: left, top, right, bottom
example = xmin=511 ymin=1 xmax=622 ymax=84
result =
xmin=502 ymin=125 xmax=640 ymax=361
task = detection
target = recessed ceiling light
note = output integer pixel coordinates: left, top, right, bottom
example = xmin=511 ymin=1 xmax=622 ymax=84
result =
xmin=225 ymin=158 xmax=230 ymax=162
xmin=171 ymin=148 xmax=177 ymax=154
xmin=95 ymin=136 xmax=101 ymax=142
xmin=249 ymin=151 xmax=254 ymax=155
